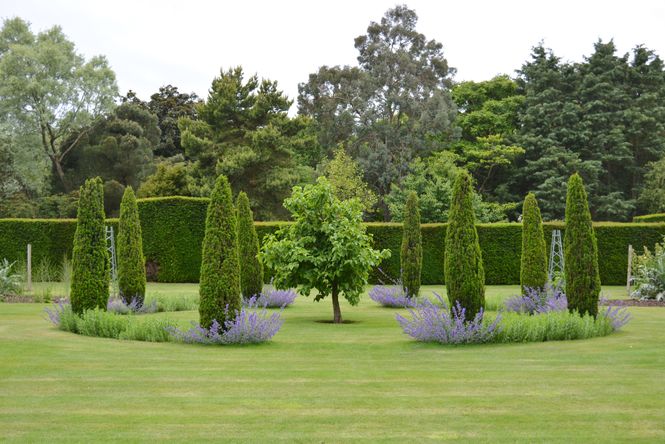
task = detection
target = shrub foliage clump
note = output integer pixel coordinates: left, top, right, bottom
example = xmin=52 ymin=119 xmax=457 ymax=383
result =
xmin=117 ymin=186 xmax=147 ymax=305
xmin=401 ymin=192 xmax=422 ymax=297
xmin=520 ymin=193 xmax=548 ymax=293
xmin=237 ymin=191 xmax=263 ymax=298
xmin=444 ymin=170 xmax=485 ymax=320
xmin=199 ymin=175 xmax=241 ymax=329
xmin=564 ymin=174 xmax=601 ymax=316
xmin=70 ymin=177 xmax=109 ymax=314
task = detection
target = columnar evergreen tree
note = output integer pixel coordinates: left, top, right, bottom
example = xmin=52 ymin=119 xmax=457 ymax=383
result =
xmin=199 ymin=175 xmax=241 ymax=329
xmin=236 ymin=191 xmax=263 ymax=298
xmin=70 ymin=177 xmax=109 ymax=314
xmin=444 ymin=170 xmax=485 ymax=320
xmin=564 ymin=173 xmax=601 ymax=316
xmin=117 ymin=186 xmax=146 ymax=305
xmin=520 ymin=193 xmax=548 ymax=293
xmin=400 ymin=192 xmax=422 ymax=297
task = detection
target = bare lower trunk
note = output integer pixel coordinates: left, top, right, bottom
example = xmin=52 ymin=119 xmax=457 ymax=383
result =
xmin=332 ymin=281 xmax=342 ymax=324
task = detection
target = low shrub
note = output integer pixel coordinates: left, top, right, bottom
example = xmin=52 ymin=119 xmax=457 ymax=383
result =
xmin=76 ymin=308 xmax=130 ymax=338
xmin=118 ymin=317 xmax=173 ymax=342
xmin=368 ymin=285 xmax=419 ymax=308
xmin=168 ymin=301 xmax=283 ymax=345
xmin=146 ymin=292 xmax=199 ymax=312
xmin=244 ymin=285 xmax=297 ymax=308
xmin=496 ymin=311 xmax=611 ymax=342
xmin=631 ymin=237 xmax=665 ymax=300
xmin=396 ymin=292 xmax=501 ymax=344
xmin=504 ymin=285 xmax=567 ymax=314
xmin=0 ymin=259 xmax=22 ymax=296
xmin=107 ymin=296 xmax=158 ymax=314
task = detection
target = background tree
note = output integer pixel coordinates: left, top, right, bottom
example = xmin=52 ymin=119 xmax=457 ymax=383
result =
xmin=137 ymin=159 xmax=193 ymax=198
xmin=180 ymin=66 xmax=316 ymax=219
xmin=0 ymin=17 xmax=118 ymax=192
xmin=198 ymin=175 xmax=241 ymax=329
xmin=70 ymin=177 xmax=109 ymax=314
xmin=261 ymin=177 xmax=389 ymax=323
xmin=322 ymin=145 xmax=377 ymax=213
xmin=564 ymin=173 xmax=601 ymax=316
xmin=400 ymin=192 xmax=422 ymax=297
xmin=236 ymin=191 xmax=263 ymax=298
xmin=444 ymin=170 xmax=485 ymax=320
xmin=298 ymin=5 xmax=458 ymax=219
xmin=117 ymin=186 xmax=146 ymax=305
xmin=520 ymin=193 xmax=548 ymax=293
xmin=639 ymin=156 xmax=665 ymax=213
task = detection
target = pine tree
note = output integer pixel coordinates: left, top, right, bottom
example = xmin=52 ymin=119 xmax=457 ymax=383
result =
xmin=400 ymin=192 xmax=422 ymax=297
xmin=199 ymin=175 xmax=241 ymax=329
xmin=520 ymin=193 xmax=548 ymax=293
xmin=236 ymin=191 xmax=263 ymax=298
xmin=117 ymin=186 xmax=146 ymax=305
xmin=70 ymin=177 xmax=109 ymax=314
xmin=564 ymin=173 xmax=601 ymax=316
xmin=444 ymin=170 xmax=485 ymax=320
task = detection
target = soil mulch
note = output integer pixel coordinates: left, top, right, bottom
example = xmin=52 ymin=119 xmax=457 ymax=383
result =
xmin=1 ymin=294 xmax=35 ymax=303
xmin=600 ymin=299 xmax=665 ymax=307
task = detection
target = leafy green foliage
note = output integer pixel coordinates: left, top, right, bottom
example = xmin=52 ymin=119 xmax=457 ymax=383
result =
xmin=444 ymin=170 xmax=485 ymax=320
xmin=70 ymin=177 xmax=109 ymax=314
xmin=639 ymin=156 xmax=665 ymax=214
xmin=236 ymin=191 xmax=263 ymax=298
xmin=261 ymin=177 xmax=389 ymax=322
xmin=322 ymin=146 xmax=377 ymax=213
xmin=137 ymin=160 xmax=193 ymax=198
xmin=198 ymin=175 xmax=241 ymax=329
xmin=520 ymin=193 xmax=548 ymax=292
xmin=0 ymin=259 xmax=22 ymax=296
xmin=564 ymin=174 xmax=601 ymax=316
xmin=117 ymin=187 xmax=146 ymax=305
xmin=630 ymin=237 xmax=665 ymax=300
xmin=400 ymin=192 xmax=422 ymax=297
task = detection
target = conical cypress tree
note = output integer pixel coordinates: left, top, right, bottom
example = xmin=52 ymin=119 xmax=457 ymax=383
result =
xmin=564 ymin=173 xmax=601 ymax=316
xmin=117 ymin=186 xmax=146 ymax=305
xmin=520 ymin=193 xmax=548 ymax=293
xmin=401 ymin=191 xmax=422 ymax=298
xmin=236 ymin=191 xmax=263 ymax=298
xmin=444 ymin=170 xmax=485 ymax=320
xmin=199 ymin=175 xmax=241 ymax=329
xmin=70 ymin=177 xmax=109 ymax=314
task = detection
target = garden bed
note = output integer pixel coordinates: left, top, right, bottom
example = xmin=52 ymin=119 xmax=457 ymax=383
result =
xmin=601 ymin=299 xmax=665 ymax=307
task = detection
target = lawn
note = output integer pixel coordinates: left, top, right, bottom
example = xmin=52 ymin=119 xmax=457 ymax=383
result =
xmin=1 ymin=284 xmax=664 ymax=442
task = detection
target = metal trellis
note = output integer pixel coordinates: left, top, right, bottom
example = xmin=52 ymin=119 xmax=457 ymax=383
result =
xmin=548 ymin=229 xmax=565 ymax=286
xmin=106 ymin=225 xmax=118 ymax=298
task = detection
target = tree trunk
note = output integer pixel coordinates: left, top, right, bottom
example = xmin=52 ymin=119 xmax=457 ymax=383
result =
xmin=51 ymin=156 xmax=69 ymax=192
xmin=331 ymin=281 xmax=342 ymax=324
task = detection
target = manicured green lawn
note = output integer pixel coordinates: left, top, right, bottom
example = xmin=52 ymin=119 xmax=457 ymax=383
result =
xmin=1 ymin=284 xmax=663 ymax=442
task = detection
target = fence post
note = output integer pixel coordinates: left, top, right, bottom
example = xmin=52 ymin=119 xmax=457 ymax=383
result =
xmin=27 ymin=243 xmax=32 ymax=293
xmin=626 ymin=244 xmax=633 ymax=298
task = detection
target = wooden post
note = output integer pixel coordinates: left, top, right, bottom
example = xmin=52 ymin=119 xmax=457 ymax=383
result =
xmin=626 ymin=244 xmax=633 ymax=298
xmin=26 ymin=243 xmax=32 ymax=293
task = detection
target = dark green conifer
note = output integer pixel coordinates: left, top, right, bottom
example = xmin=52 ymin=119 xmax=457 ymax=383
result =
xmin=444 ymin=170 xmax=485 ymax=320
xmin=70 ymin=177 xmax=109 ymax=314
xmin=199 ymin=175 xmax=241 ymax=329
xmin=237 ymin=191 xmax=263 ymax=298
xmin=564 ymin=173 xmax=601 ymax=316
xmin=520 ymin=193 xmax=548 ymax=293
xmin=117 ymin=186 xmax=146 ymax=305
xmin=401 ymin=192 xmax=422 ymax=297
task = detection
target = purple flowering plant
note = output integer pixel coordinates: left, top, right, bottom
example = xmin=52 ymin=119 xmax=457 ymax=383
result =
xmin=244 ymin=283 xmax=297 ymax=308
xmin=369 ymin=268 xmax=420 ymax=308
xmin=107 ymin=296 xmax=158 ymax=315
xmin=504 ymin=285 xmax=567 ymax=314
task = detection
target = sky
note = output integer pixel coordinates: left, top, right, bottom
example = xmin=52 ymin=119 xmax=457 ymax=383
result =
xmin=4 ymin=0 xmax=665 ymax=107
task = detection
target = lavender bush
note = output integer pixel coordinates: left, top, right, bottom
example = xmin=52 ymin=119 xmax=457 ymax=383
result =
xmin=244 ymin=285 xmax=297 ymax=308
xmin=107 ymin=296 xmax=158 ymax=315
xmin=504 ymin=285 xmax=567 ymax=314
xmin=168 ymin=300 xmax=283 ymax=345
xmin=396 ymin=292 xmax=502 ymax=344
xmin=599 ymin=298 xmax=631 ymax=331
xmin=369 ymin=285 xmax=419 ymax=308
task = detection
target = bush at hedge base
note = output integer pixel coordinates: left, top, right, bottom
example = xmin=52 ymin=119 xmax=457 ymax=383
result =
xmin=520 ymin=193 xmax=548 ymax=293
xmin=401 ymin=192 xmax=422 ymax=297
xmin=70 ymin=177 xmax=110 ymax=314
xmin=444 ymin=170 xmax=485 ymax=321
xmin=564 ymin=173 xmax=601 ymax=317
xmin=117 ymin=186 xmax=147 ymax=306
xmin=236 ymin=191 xmax=263 ymax=298
xmin=199 ymin=175 xmax=242 ymax=329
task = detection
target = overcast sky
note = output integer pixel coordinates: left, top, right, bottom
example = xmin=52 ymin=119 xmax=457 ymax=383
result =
xmin=4 ymin=0 xmax=665 ymax=106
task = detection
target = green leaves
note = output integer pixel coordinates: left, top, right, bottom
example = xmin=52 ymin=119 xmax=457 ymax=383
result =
xmin=117 ymin=186 xmax=146 ymax=305
xmin=237 ymin=191 xmax=263 ymax=298
xmin=520 ymin=193 xmax=548 ymax=293
xmin=401 ymin=192 xmax=422 ymax=298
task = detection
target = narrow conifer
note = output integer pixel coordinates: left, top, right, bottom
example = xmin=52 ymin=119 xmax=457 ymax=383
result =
xmin=117 ymin=186 xmax=146 ymax=305
xmin=401 ymin=192 xmax=422 ymax=297
xmin=520 ymin=193 xmax=548 ymax=293
xmin=237 ymin=191 xmax=263 ymax=298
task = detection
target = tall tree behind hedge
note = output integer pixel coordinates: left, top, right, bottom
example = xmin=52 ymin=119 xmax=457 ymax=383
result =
xmin=70 ymin=177 xmax=109 ymax=314
xmin=520 ymin=193 xmax=548 ymax=293
xmin=199 ymin=175 xmax=241 ymax=328
xmin=117 ymin=186 xmax=146 ymax=305
xmin=564 ymin=173 xmax=601 ymax=316
xmin=444 ymin=170 xmax=485 ymax=320
xmin=236 ymin=191 xmax=263 ymax=298
xmin=401 ymin=192 xmax=422 ymax=297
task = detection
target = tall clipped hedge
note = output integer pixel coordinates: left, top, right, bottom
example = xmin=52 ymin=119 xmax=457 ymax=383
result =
xmin=633 ymin=213 xmax=665 ymax=223
xmin=70 ymin=177 xmax=109 ymax=314
xmin=400 ymin=192 xmax=422 ymax=297
xmin=444 ymin=171 xmax=485 ymax=320
xmin=117 ymin=187 xmax=146 ymax=305
xmin=520 ymin=193 xmax=548 ymax=293
xmin=564 ymin=174 xmax=601 ymax=317
xmin=237 ymin=191 xmax=263 ymax=298
xmin=199 ymin=176 xmax=241 ymax=329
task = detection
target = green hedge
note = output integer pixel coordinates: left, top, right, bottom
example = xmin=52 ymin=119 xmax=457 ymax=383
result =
xmin=633 ymin=213 xmax=665 ymax=223
xmin=1 ymin=197 xmax=663 ymax=285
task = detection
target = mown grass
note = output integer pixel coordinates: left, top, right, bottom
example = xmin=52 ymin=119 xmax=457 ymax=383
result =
xmin=1 ymin=284 xmax=663 ymax=442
